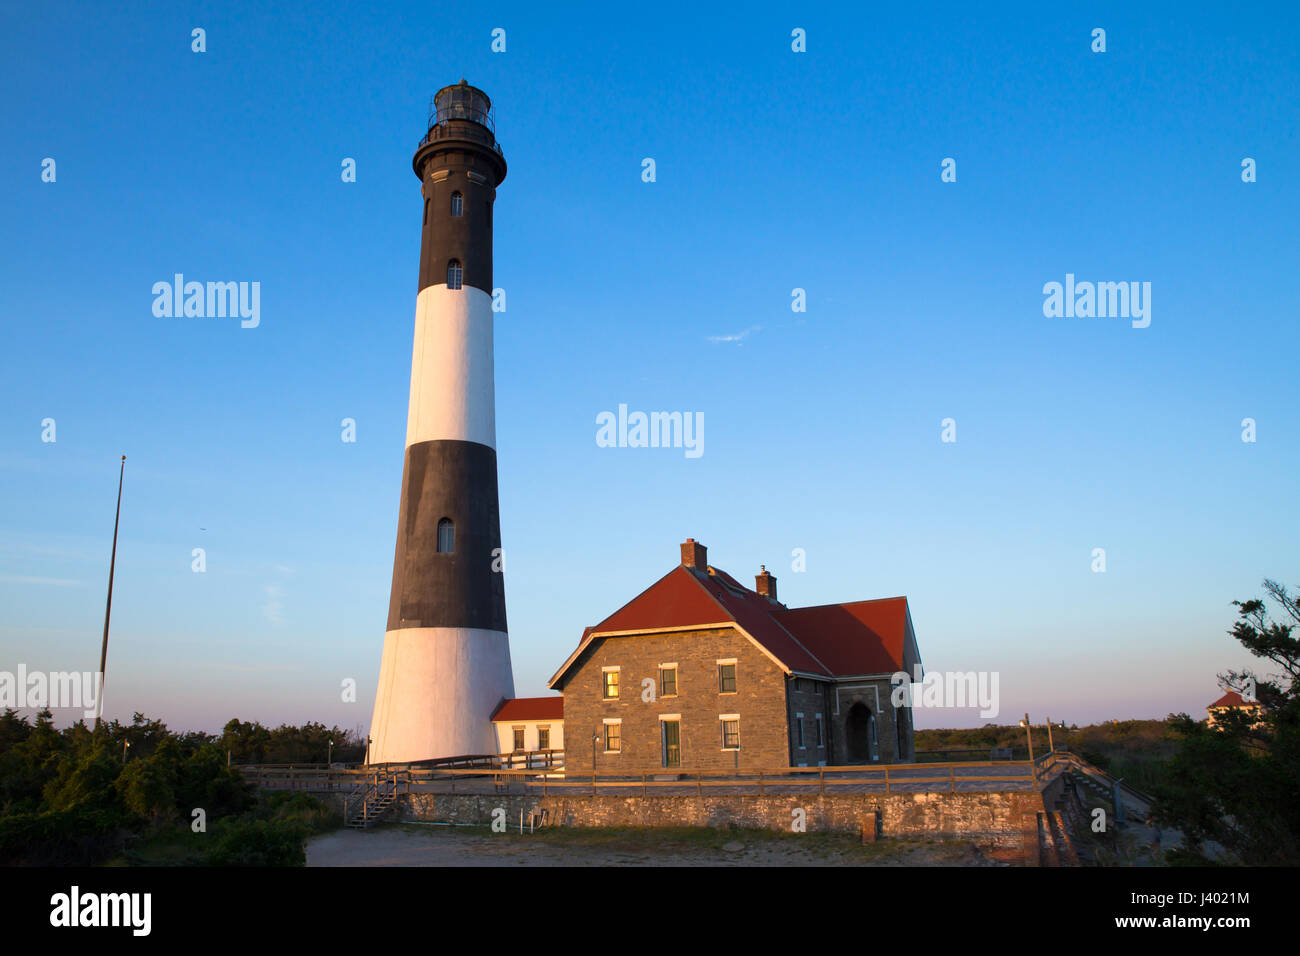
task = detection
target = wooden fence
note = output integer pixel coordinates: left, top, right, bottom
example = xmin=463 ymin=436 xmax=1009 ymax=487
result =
xmin=241 ymin=752 xmax=1063 ymax=798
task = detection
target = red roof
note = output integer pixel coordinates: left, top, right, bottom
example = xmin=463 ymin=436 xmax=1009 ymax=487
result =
xmin=592 ymin=565 xmax=733 ymax=634
xmin=775 ymin=598 xmax=912 ymax=676
xmin=549 ymin=553 xmax=920 ymax=688
xmin=1208 ymin=691 xmax=1258 ymax=709
xmin=491 ymin=696 xmax=564 ymax=722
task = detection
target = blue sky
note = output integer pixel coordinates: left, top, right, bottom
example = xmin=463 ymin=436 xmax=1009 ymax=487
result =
xmin=2 ymin=2 xmax=1297 ymax=733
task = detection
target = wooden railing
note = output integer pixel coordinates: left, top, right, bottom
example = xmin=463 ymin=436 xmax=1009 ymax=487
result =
xmin=915 ymin=747 xmax=1023 ymax=762
xmin=343 ymin=768 xmax=395 ymax=826
xmin=241 ymin=757 xmax=1043 ymax=797
xmin=1032 ymin=749 xmax=1154 ymax=815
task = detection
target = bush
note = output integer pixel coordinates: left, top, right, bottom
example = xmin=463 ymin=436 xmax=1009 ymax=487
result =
xmin=205 ymin=817 xmax=307 ymax=867
xmin=0 ymin=808 xmax=125 ymax=866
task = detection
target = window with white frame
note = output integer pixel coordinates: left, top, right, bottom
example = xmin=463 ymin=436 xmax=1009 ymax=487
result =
xmin=603 ymin=719 xmax=621 ymax=752
xmin=796 ymin=712 xmax=805 ymax=749
xmin=720 ymin=716 xmax=740 ymax=750
xmin=659 ymin=664 xmax=678 ymax=697
xmin=511 ymin=726 xmax=525 ymax=751
xmin=718 ymin=661 xmax=737 ymax=694
xmin=602 ymin=667 xmax=620 ymax=699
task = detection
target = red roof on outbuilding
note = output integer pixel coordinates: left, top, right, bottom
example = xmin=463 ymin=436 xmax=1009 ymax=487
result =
xmin=491 ymin=696 xmax=564 ymax=722
xmin=1208 ymin=691 xmax=1257 ymax=709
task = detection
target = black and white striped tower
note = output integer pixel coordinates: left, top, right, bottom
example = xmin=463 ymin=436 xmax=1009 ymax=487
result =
xmin=369 ymin=81 xmax=513 ymax=764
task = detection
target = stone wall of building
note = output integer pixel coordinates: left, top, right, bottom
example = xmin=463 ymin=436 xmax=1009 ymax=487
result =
xmin=829 ymin=679 xmax=910 ymax=763
xmin=785 ymin=677 xmax=833 ymax=765
xmin=560 ymin=626 xmax=791 ymax=773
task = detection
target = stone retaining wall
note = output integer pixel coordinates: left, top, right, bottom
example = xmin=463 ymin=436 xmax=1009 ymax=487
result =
xmin=401 ymin=788 xmax=1047 ymax=850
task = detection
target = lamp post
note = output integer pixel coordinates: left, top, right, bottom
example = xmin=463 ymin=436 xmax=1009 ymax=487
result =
xmin=1018 ymin=713 xmax=1035 ymax=764
xmin=328 ymin=739 xmax=334 ymax=767
xmin=123 ymin=739 xmax=131 ymax=763
xmin=1046 ymin=716 xmax=1054 ymax=753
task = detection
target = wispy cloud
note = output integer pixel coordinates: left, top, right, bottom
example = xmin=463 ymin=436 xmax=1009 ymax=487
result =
xmin=707 ymin=325 xmax=762 ymax=344
xmin=263 ymin=584 xmax=284 ymax=625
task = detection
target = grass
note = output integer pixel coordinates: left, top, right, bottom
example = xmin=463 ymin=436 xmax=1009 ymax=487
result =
xmin=388 ymin=822 xmax=991 ymax=864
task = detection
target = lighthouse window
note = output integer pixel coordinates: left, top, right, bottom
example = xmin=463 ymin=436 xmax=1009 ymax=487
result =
xmin=437 ymin=518 xmax=454 ymax=553
xmin=447 ymin=260 xmax=463 ymax=290
xmin=450 ymin=191 xmax=463 ymax=216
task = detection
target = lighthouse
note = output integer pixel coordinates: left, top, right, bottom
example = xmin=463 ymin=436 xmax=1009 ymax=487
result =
xmin=368 ymin=81 xmax=514 ymax=764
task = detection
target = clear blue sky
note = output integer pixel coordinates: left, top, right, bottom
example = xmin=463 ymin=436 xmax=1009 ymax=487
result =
xmin=2 ymin=2 xmax=1297 ymax=734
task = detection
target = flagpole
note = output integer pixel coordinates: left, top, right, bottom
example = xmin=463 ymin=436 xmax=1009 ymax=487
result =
xmin=96 ymin=455 xmax=125 ymax=730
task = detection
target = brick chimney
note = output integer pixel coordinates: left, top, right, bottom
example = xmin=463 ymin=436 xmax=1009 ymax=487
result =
xmin=755 ymin=565 xmax=778 ymax=602
xmin=680 ymin=538 xmax=708 ymax=571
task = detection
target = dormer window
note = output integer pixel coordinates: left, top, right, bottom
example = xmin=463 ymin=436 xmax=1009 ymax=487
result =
xmin=436 ymin=518 xmax=454 ymax=553
xmin=450 ymin=191 xmax=463 ymax=216
xmin=447 ymin=260 xmax=463 ymax=290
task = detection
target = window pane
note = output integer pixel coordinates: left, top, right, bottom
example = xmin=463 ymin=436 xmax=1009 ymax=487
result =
xmin=603 ymin=671 xmax=619 ymax=698
xmin=719 ymin=664 xmax=736 ymax=693
xmin=661 ymin=667 xmax=676 ymax=696
xmin=450 ymin=191 xmax=463 ymax=216
xmin=436 ymin=518 xmax=454 ymax=553
xmin=447 ymin=260 xmax=463 ymax=289
xmin=663 ymin=721 xmax=680 ymax=767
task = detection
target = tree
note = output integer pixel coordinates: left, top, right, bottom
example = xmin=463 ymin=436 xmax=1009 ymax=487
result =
xmin=1152 ymin=580 xmax=1300 ymax=864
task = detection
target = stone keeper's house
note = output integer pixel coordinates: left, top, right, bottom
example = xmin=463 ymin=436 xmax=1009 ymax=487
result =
xmin=542 ymin=539 xmax=923 ymax=774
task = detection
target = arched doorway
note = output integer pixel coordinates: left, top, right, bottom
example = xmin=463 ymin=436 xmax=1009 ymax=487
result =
xmin=845 ymin=702 xmax=879 ymax=763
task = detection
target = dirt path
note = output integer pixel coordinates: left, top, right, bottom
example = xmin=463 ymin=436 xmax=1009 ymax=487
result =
xmin=307 ymin=824 xmax=1009 ymax=867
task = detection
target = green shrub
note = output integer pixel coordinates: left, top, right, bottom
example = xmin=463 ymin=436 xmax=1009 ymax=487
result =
xmin=0 ymin=808 xmax=124 ymax=866
xmin=205 ymin=817 xmax=307 ymax=867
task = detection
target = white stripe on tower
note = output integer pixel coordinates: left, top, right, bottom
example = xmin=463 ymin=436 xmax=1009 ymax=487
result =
xmin=368 ymin=81 xmax=513 ymax=765
xmin=405 ymin=285 xmax=496 ymax=449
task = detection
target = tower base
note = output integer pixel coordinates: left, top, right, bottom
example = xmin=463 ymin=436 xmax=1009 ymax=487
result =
xmin=368 ymin=627 xmax=514 ymax=764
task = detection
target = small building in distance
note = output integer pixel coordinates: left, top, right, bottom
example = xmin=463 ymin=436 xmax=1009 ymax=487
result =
xmin=490 ymin=696 xmax=564 ymax=756
xmin=546 ymin=539 xmax=923 ymax=774
xmin=1205 ymin=690 xmax=1264 ymax=728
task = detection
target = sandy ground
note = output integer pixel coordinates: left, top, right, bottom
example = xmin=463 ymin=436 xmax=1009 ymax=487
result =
xmin=306 ymin=824 xmax=1009 ymax=867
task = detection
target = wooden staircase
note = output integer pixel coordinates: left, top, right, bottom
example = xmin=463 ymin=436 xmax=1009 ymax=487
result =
xmin=344 ymin=769 xmax=401 ymax=830
xmin=1027 ymin=751 xmax=1157 ymax=865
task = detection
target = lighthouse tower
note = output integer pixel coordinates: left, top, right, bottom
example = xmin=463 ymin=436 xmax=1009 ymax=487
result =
xmin=368 ymin=81 xmax=513 ymax=764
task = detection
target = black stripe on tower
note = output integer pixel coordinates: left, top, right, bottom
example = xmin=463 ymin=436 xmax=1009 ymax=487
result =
xmin=387 ymin=439 xmax=507 ymax=633
xmin=413 ymin=84 xmax=507 ymax=297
